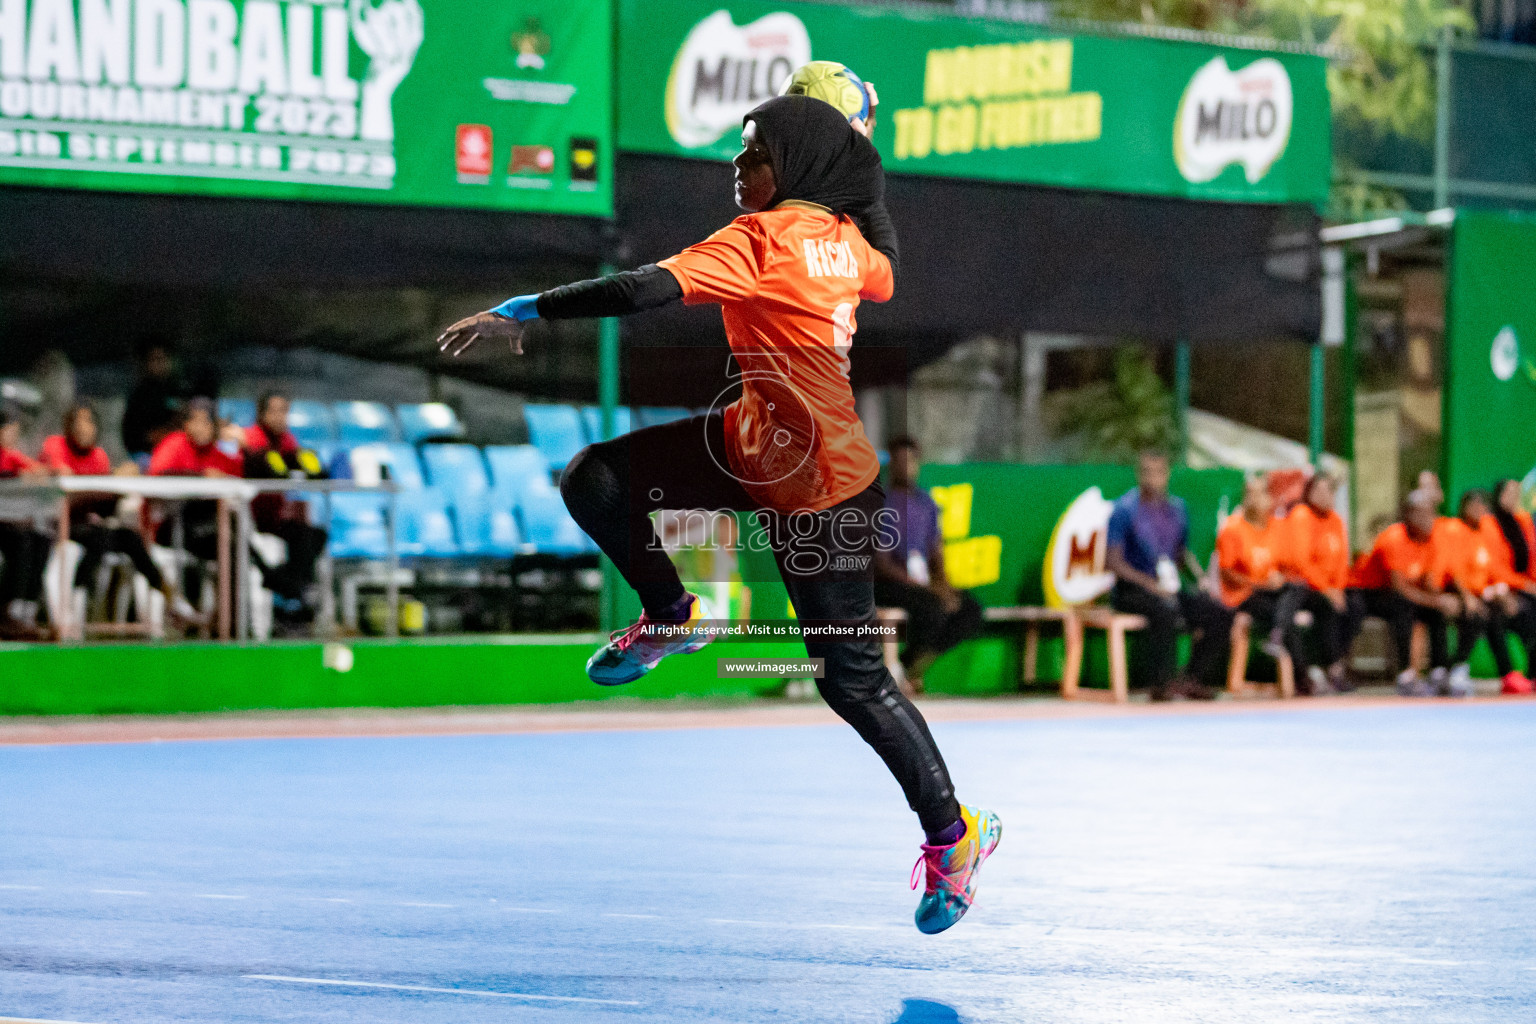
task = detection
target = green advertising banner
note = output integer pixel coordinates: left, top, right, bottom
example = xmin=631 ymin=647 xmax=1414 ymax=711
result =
xmin=1444 ymin=211 xmax=1536 ymax=503
xmin=617 ymin=0 xmax=1329 ymax=204
xmin=0 ymin=0 xmax=612 ymax=214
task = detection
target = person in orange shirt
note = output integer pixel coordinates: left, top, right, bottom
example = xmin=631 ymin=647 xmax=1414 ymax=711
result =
xmin=1277 ymin=474 xmax=1355 ymax=694
xmin=1438 ymin=490 xmax=1536 ymax=695
xmin=1490 ymin=479 xmax=1536 ymax=589
xmin=437 ymin=95 xmax=997 ymax=935
xmin=1345 ymin=490 xmax=1460 ymax=695
xmin=1217 ymin=475 xmax=1308 ymax=676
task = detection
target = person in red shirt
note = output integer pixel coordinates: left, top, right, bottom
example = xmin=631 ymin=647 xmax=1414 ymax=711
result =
xmin=148 ymin=398 xmax=243 ymax=609
xmin=0 ymin=411 xmax=50 ymax=635
xmin=42 ymin=403 xmax=199 ymax=623
xmin=1345 ymin=490 xmax=1461 ymax=695
xmin=242 ymin=392 xmax=328 ymax=616
xmin=1217 ymin=474 xmax=1309 ymax=677
xmin=438 ymin=95 xmax=997 ymax=935
xmin=1276 ymin=474 xmax=1355 ymax=693
xmin=1437 ymin=490 xmax=1536 ymax=694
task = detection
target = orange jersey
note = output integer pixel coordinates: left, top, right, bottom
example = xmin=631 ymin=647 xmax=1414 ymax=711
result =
xmin=1216 ymin=513 xmax=1283 ymax=608
xmin=658 ymin=202 xmax=893 ymax=513
xmin=1488 ymin=509 xmax=1536 ymax=587
xmin=1434 ymin=515 xmax=1528 ymax=595
xmin=1277 ymin=503 xmax=1350 ymax=592
xmin=1350 ymin=522 xmax=1438 ymax=590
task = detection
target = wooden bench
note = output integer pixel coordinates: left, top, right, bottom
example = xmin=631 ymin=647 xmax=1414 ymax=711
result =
xmin=988 ymin=603 xmax=1304 ymax=703
xmin=983 ymin=605 xmax=1146 ymax=702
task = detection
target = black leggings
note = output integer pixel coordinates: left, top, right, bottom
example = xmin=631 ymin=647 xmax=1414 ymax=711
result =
xmin=560 ymin=411 xmax=961 ymax=833
xmin=0 ymin=523 xmax=48 ymax=604
xmin=73 ymin=523 xmax=163 ymax=591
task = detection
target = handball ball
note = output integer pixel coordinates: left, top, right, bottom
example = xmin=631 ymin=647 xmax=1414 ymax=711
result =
xmin=779 ymin=61 xmax=871 ymax=124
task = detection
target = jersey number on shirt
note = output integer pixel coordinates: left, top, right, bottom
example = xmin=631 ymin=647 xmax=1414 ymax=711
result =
xmin=832 ymin=302 xmax=855 ymax=377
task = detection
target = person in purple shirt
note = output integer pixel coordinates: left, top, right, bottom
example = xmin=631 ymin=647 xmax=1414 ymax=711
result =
xmin=1106 ymin=450 xmax=1233 ymax=700
xmin=874 ymin=437 xmax=982 ymax=693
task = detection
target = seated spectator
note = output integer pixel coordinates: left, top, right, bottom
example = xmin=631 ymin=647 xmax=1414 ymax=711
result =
xmin=1277 ymin=473 xmax=1355 ymax=694
xmin=1490 ymin=478 xmax=1536 ymax=588
xmin=0 ymin=411 xmax=50 ymax=636
xmin=873 ymin=437 xmax=982 ymax=693
xmin=242 ymin=392 xmax=329 ymax=619
xmin=1107 ymin=450 xmax=1233 ymax=701
xmin=1345 ymin=490 xmax=1461 ymax=696
xmin=1436 ymin=490 xmax=1536 ymax=695
xmin=1217 ymin=474 xmax=1310 ymax=682
xmin=121 ymin=340 xmax=187 ymax=462
xmin=148 ymin=398 xmax=242 ymax=607
xmin=42 ymin=403 xmax=201 ymax=625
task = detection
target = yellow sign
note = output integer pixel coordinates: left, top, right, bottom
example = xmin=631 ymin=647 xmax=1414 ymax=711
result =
xmin=892 ymin=39 xmax=1102 ymax=160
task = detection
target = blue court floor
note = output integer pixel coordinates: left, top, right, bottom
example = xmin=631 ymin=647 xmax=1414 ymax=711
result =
xmin=2 ymin=702 xmax=1535 ymax=1023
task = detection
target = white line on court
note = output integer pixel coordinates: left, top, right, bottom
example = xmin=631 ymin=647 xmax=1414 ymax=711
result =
xmin=91 ymin=889 xmax=147 ymax=896
xmin=242 ymin=975 xmax=640 ymax=1006
xmin=194 ymin=894 xmax=247 ymax=900
xmin=398 ymin=901 xmax=456 ymax=908
xmin=602 ymin=912 xmax=659 ymax=919
xmin=705 ymin=917 xmax=881 ymax=931
xmin=0 ymin=885 xmax=41 ymax=890
xmin=500 ymin=906 xmax=559 ymax=913
xmin=0 ymin=1017 xmax=105 ymax=1023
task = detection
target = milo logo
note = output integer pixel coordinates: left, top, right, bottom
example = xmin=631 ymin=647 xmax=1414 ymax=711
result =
xmin=1174 ymin=56 xmax=1293 ymax=185
xmin=663 ymin=9 xmax=810 ymax=149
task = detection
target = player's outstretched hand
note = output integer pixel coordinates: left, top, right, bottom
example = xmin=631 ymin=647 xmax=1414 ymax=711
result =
xmin=437 ymin=311 xmax=524 ymax=358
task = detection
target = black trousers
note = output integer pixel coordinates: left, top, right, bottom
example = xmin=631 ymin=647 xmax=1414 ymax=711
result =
xmin=873 ymin=578 xmax=983 ymax=667
xmin=1345 ymin=588 xmax=1449 ymax=671
xmin=560 ymin=411 xmax=961 ymax=833
xmin=1451 ymin=596 xmax=1536 ymax=676
xmin=73 ymin=523 xmax=163 ymax=591
xmin=258 ymin=518 xmax=328 ymax=600
xmin=1110 ymin=581 xmax=1235 ymax=690
xmin=1280 ymin=585 xmax=1353 ymax=667
xmin=1238 ymin=586 xmax=1310 ymax=674
xmin=0 ymin=523 xmax=48 ymax=605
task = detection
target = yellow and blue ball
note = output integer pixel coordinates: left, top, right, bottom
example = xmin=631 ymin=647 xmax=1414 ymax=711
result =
xmin=779 ymin=61 xmax=871 ymax=124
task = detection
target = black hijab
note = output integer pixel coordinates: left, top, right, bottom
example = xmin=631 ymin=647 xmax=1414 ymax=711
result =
xmin=1492 ymin=479 xmax=1530 ymax=574
xmin=744 ymin=95 xmax=884 ymax=215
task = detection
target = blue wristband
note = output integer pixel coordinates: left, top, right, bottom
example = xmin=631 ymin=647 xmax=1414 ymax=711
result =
xmin=492 ymin=294 xmax=541 ymax=321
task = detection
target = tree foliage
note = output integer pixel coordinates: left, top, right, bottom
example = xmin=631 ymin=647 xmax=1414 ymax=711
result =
xmin=1058 ymin=347 xmax=1177 ymax=462
xmin=1054 ymin=0 xmax=1473 ymax=143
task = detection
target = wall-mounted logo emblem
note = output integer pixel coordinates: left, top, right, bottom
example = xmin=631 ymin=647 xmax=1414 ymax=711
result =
xmin=1492 ymin=325 xmax=1520 ymax=382
xmin=1174 ymin=56 xmax=1293 ymax=184
xmin=511 ymin=17 xmax=551 ymax=70
xmin=664 ymin=10 xmax=811 ymax=149
xmin=1042 ymin=487 xmax=1115 ymax=608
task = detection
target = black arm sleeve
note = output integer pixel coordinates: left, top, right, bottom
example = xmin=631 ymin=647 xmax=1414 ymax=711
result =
xmin=535 ymin=265 xmax=683 ymax=320
xmin=851 ymin=200 xmax=899 ymax=280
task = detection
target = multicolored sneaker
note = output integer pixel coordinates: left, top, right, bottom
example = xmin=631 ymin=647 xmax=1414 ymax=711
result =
xmin=585 ymin=594 xmax=714 ymax=686
xmin=911 ymin=804 xmax=1002 ymax=935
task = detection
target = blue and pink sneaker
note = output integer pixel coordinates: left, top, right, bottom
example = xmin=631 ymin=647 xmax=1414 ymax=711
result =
xmin=586 ymin=594 xmax=715 ymax=686
xmin=911 ymin=804 xmax=1003 ymax=934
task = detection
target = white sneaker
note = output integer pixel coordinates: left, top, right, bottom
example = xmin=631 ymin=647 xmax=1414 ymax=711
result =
xmin=1307 ymin=665 xmax=1331 ymax=695
xmin=1446 ymin=663 xmax=1474 ymax=698
xmin=1396 ymin=669 xmax=1433 ymax=697
xmin=170 ymin=595 xmax=209 ymax=627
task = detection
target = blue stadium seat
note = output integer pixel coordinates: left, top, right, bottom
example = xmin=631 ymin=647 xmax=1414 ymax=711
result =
xmin=580 ymin=405 xmax=633 ymax=442
xmin=636 ymin=406 xmax=692 ymax=428
xmin=333 ymin=401 xmax=399 ymax=445
xmin=396 ymin=403 xmax=465 ymax=444
xmin=522 ymin=404 xmax=586 ymax=471
xmin=327 ymin=492 xmax=389 ymax=559
xmin=395 ymin=488 xmax=459 ymax=558
xmin=348 ymin=443 xmax=425 ymax=489
xmin=419 ymin=444 xmax=490 ymax=502
xmin=484 ymin=444 xmax=553 ymax=495
xmin=455 ymin=489 xmax=523 ymax=557
xmin=218 ymin=398 xmax=256 ymax=428
xmin=517 ymin=489 xmax=590 ymax=554
xmin=286 ymin=400 xmax=337 ymax=448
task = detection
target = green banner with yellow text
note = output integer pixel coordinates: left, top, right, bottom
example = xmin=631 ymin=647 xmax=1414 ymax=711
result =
xmin=0 ymin=0 xmax=612 ymax=214
xmin=618 ymin=0 xmax=1328 ymax=204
